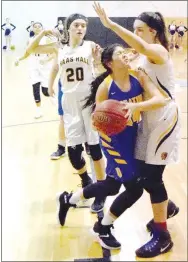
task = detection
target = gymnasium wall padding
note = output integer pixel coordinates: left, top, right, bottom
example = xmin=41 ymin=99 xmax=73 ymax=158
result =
xmin=58 ymin=17 xmax=136 ymax=47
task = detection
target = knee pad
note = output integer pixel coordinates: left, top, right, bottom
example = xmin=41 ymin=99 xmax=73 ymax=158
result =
xmin=33 ymin=82 xmax=40 ymax=103
xmin=68 ymin=144 xmax=85 ymax=170
xmin=89 ymin=144 xmax=102 ymax=161
xmin=143 ymin=178 xmax=168 ymax=203
xmin=110 ymin=183 xmax=143 ymax=217
xmin=42 ymin=86 xmax=50 ymax=97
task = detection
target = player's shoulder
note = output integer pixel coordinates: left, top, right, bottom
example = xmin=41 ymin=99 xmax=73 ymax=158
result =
xmin=104 ymin=75 xmax=113 ymax=88
xmin=128 ymin=69 xmax=139 ymax=80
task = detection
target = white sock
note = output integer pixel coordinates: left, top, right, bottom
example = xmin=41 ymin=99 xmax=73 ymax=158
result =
xmin=36 ymin=106 xmax=41 ymax=112
xmin=59 ymin=140 xmax=66 ymax=147
xmin=69 ymin=189 xmax=83 ymax=204
xmin=101 ymin=212 xmax=116 ymax=225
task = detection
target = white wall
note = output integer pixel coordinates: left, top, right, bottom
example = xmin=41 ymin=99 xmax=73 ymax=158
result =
xmin=2 ymin=1 xmax=187 ymax=50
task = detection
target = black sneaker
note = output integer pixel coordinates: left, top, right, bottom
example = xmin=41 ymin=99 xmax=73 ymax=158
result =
xmin=81 ymin=177 xmax=93 ymax=188
xmin=146 ymin=200 xmax=179 ymax=232
xmin=136 ymin=229 xmax=173 ymax=258
xmin=57 ymin=191 xmax=76 ymax=226
xmin=92 ymin=220 xmax=121 ymax=250
xmin=90 ymin=197 xmax=106 ymax=213
xmin=51 ymin=144 xmax=65 ymax=160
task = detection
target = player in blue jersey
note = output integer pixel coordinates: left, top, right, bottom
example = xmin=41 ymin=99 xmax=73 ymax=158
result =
xmin=56 ymin=44 xmax=169 ymax=237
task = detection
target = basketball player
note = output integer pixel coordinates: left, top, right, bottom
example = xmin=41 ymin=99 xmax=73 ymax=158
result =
xmin=55 ymin=19 xmax=64 ymax=34
xmin=1 ymin=18 xmax=16 ymax=50
xmin=24 ymin=14 xmax=106 ymax=212
xmin=26 ymin=21 xmax=35 ymax=38
xmin=15 ymin=22 xmax=55 ymax=118
xmin=175 ymin=21 xmax=187 ymax=49
xmin=94 ymin=2 xmax=180 ymax=257
xmin=56 ymin=43 xmax=170 ymax=243
xmin=49 ymin=79 xmax=90 ymax=159
xmin=168 ymin=21 xmax=176 ymax=49
xmin=49 ymin=79 xmax=66 ymax=159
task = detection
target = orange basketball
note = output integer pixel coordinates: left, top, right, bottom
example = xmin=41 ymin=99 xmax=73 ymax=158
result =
xmin=93 ymin=99 xmax=128 ymax=136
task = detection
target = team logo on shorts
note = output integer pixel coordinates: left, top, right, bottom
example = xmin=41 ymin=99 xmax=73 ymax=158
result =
xmin=161 ymin=152 xmax=168 ymax=160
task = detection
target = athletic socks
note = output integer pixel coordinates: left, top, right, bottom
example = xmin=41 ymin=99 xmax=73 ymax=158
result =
xmin=59 ymin=140 xmax=66 ymax=147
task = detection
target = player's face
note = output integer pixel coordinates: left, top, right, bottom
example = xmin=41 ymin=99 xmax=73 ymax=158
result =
xmin=33 ymin=23 xmax=43 ymax=35
xmin=6 ymin=18 xmax=10 ymax=23
xmin=69 ymin=19 xmax=87 ymax=40
xmin=59 ymin=20 xmax=63 ymax=25
xmin=111 ymin=46 xmax=129 ymax=69
xmin=133 ymin=20 xmax=155 ymax=44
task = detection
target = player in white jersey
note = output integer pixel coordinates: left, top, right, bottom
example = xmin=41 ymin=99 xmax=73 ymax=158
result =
xmin=25 ymin=13 xmax=106 ymax=213
xmin=94 ymin=2 xmax=180 ymax=258
xmin=168 ymin=21 xmax=176 ymax=49
xmin=1 ymin=18 xmax=16 ymax=50
xmin=26 ymin=21 xmax=35 ymax=38
xmin=15 ymin=22 xmax=55 ymax=118
xmin=175 ymin=21 xmax=187 ymax=49
xmin=55 ymin=20 xmax=64 ymax=34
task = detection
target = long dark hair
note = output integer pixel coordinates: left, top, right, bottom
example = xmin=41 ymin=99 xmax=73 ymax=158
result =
xmin=83 ymin=44 xmax=122 ymax=112
xmin=136 ymin=12 xmax=169 ymax=51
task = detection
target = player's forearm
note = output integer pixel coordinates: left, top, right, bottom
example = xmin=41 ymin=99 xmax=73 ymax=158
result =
xmin=18 ymin=51 xmax=30 ymax=61
xmin=136 ymin=96 xmax=168 ymax=111
xmin=26 ymin=30 xmax=45 ymax=54
xmin=109 ymin=22 xmax=147 ymax=53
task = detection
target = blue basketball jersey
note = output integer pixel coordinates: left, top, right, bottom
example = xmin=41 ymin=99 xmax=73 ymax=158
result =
xmin=100 ymin=71 xmax=143 ymax=182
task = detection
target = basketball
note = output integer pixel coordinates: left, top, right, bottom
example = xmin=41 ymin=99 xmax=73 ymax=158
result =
xmin=93 ymin=99 xmax=128 ymax=136
xmin=10 ymin=45 xmax=15 ymax=50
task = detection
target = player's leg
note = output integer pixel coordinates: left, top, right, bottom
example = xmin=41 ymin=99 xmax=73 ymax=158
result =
xmin=62 ymin=93 xmax=92 ymax=187
xmin=51 ymin=80 xmax=66 ymax=160
xmin=32 ymin=81 xmax=42 ymax=119
xmin=82 ymin=103 xmax=106 ymax=212
xmin=135 ymin=162 xmax=175 ymax=257
xmin=92 ymin=176 xmax=143 ymax=250
xmin=57 ymin=176 xmax=121 ymax=226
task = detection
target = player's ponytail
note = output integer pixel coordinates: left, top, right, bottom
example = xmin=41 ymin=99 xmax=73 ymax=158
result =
xmin=83 ymin=70 xmax=110 ymax=111
xmin=83 ymin=43 xmax=123 ymax=111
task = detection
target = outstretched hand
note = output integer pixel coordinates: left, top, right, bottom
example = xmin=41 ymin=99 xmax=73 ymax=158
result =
xmin=93 ymin=2 xmax=113 ymax=29
xmin=15 ymin=58 xmax=19 ymax=66
xmin=92 ymin=43 xmax=102 ymax=63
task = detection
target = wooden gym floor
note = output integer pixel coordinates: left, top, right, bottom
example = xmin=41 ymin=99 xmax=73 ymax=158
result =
xmin=2 ymin=48 xmax=187 ymax=261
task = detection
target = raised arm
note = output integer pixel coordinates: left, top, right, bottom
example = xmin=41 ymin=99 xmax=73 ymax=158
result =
xmin=10 ymin=23 xmax=16 ymax=30
xmin=26 ymin=25 xmax=30 ymax=32
xmin=91 ymin=41 xmax=106 ymax=75
xmin=1 ymin=23 xmax=6 ymax=30
xmin=26 ymin=29 xmax=60 ymax=55
xmin=93 ymin=2 xmax=168 ymax=63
